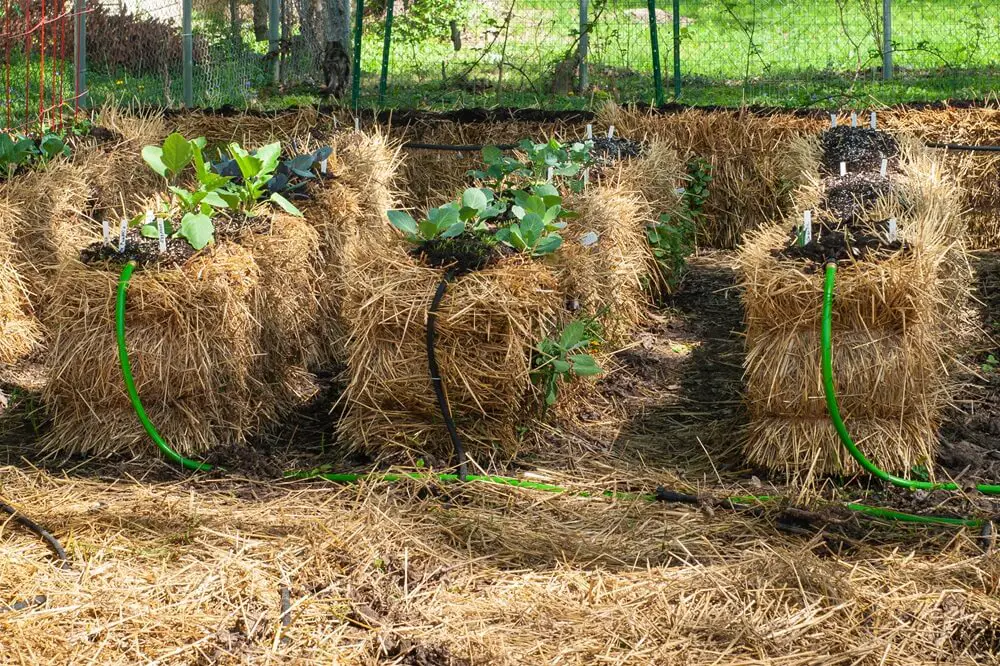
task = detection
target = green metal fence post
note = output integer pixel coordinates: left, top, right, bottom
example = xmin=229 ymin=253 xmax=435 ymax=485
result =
xmin=351 ymin=0 xmax=364 ymax=109
xmin=647 ymin=0 xmax=664 ymax=106
xmin=269 ymin=0 xmax=280 ymax=86
xmin=378 ymin=0 xmax=394 ymax=105
xmin=182 ymin=0 xmax=193 ymax=107
xmin=73 ymin=0 xmax=87 ymax=110
xmin=672 ymin=0 xmax=681 ymax=99
xmin=578 ymin=0 xmax=589 ymax=94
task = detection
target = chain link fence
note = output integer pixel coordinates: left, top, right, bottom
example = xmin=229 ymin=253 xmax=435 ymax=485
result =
xmin=4 ymin=0 xmax=1000 ymax=129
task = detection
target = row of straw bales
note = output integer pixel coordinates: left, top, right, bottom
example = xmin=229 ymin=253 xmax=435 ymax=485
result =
xmin=739 ymin=132 xmax=970 ymax=482
xmin=1 ymin=109 xmax=676 ymax=467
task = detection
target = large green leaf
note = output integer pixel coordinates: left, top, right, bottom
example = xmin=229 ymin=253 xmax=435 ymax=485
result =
xmin=462 ymin=187 xmax=488 ymax=212
xmin=520 ymin=213 xmax=544 ymax=243
xmin=481 ymin=145 xmax=502 ymax=163
xmin=387 ymin=210 xmax=419 ymax=237
xmin=533 ymin=234 xmax=562 ymax=256
xmin=440 ymin=221 xmax=466 ymax=239
xmin=178 ymin=212 xmax=215 ymax=250
xmin=160 ymin=133 xmax=193 ymax=177
xmin=560 ymin=320 xmax=586 ymax=348
xmin=141 ymin=145 xmax=168 ymax=178
xmin=255 ymin=142 xmax=282 ymax=175
xmin=569 ymin=354 xmax=602 ymax=376
xmin=418 ymin=219 xmax=439 ymax=240
xmin=269 ymin=192 xmax=303 ymax=217
xmin=551 ymin=359 xmax=571 ymax=374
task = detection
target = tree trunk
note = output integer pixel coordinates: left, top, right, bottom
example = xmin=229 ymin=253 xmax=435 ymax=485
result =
xmin=294 ymin=0 xmax=352 ymax=96
xmin=253 ymin=0 xmax=269 ymax=41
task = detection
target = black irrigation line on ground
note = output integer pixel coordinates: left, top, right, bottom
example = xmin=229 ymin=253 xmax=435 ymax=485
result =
xmin=0 ymin=499 xmax=68 ymax=565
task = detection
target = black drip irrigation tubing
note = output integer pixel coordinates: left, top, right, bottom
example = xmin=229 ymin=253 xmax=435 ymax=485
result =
xmin=114 ymin=254 xmax=1000 ymax=535
xmin=0 ymin=499 xmax=69 ymax=565
xmin=426 ymin=273 xmax=468 ymax=480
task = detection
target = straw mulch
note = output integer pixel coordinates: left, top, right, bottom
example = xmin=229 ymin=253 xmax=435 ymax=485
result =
xmin=3 ymin=461 xmax=1000 ymax=665
xmin=560 ymin=185 xmax=652 ymax=346
xmin=739 ymin=144 xmax=970 ymax=480
xmin=883 ymin=105 xmax=1000 ymax=249
xmin=339 ymin=246 xmax=563 ymax=464
xmin=41 ymin=245 xmax=265 ymax=457
xmin=169 ymin=108 xmax=329 ymax=147
xmin=0 ymin=202 xmax=42 ymax=366
xmin=598 ymin=103 xmax=823 ymax=249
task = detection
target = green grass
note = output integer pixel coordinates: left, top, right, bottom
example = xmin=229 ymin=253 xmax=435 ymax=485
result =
xmin=4 ymin=0 xmax=1000 ymax=125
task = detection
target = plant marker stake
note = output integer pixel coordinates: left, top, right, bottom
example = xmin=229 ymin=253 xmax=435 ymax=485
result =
xmin=888 ymin=217 xmax=897 ymax=243
xmin=354 ymin=117 xmax=360 ymax=132
xmin=871 ymin=111 xmax=877 ymax=129
xmin=880 ymin=158 xmax=887 ymax=177
xmin=930 ymin=163 xmax=936 ymax=180
xmin=118 ymin=220 xmax=128 ymax=254
xmin=583 ymin=168 xmax=589 ymax=188
xmin=102 ymin=219 xmax=110 ymax=246
xmin=840 ymin=161 xmax=847 ymax=176
xmin=803 ymin=210 xmax=812 ymax=245
xmin=830 ymin=113 xmax=837 ymax=127
xmin=851 ymin=111 xmax=857 ymax=127
xmin=607 ymin=125 xmax=614 ymax=139
xmin=547 ymin=166 xmax=554 ymax=182
xmin=156 ymin=216 xmax=166 ymax=254
xmin=586 ymin=124 xmax=593 ymax=140
xmin=320 ymin=157 xmax=327 ymax=175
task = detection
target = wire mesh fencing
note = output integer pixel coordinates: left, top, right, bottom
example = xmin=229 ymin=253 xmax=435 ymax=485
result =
xmin=5 ymin=0 xmax=1000 ymax=129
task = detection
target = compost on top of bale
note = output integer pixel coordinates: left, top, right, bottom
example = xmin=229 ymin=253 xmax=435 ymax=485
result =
xmin=739 ymin=125 xmax=969 ymax=482
xmin=38 ymin=126 xmax=401 ymax=458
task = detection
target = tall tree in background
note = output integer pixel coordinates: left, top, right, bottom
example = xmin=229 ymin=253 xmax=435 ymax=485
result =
xmin=296 ymin=0 xmax=353 ymax=97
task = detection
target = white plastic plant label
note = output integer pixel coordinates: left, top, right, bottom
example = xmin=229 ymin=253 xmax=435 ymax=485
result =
xmin=320 ymin=157 xmax=328 ymax=175
xmin=607 ymin=125 xmax=615 ymax=139
xmin=580 ymin=231 xmax=600 ymax=247
xmin=851 ymin=111 xmax=858 ymax=127
xmin=830 ymin=113 xmax=837 ymax=127
xmin=582 ymin=168 xmax=589 ymax=187
xmin=586 ymin=124 xmax=593 ymax=139
xmin=354 ymin=117 xmax=360 ymax=132
xmin=840 ymin=161 xmax=847 ymax=176
xmin=880 ymin=158 xmax=888 ymax=177
xmin=102 ymin=219 xmax=110 ymax=245
xmin=118 ymin=220 xmax=128 ymax=253
xmin=156 ymin=215 xmax=166 ymax=253
xmin=930 ymin=163 xmax=937 ymax=180
xmin=870 ymin=111 xmax=877 ymax=129
xmin=888 ymin=217 xmax=897 ymax=242
xmin=547 ymin=166 xmax=554 ymax=182
xmin=802 ymin=210 xmax=812 ymax=245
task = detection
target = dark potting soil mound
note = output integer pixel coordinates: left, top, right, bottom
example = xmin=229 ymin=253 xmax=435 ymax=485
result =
xmin=80 ymin=227 xmax=199 ymax=269
xmin=819 ymin=126 xmax=900 ymax=175
xmin=776 ymin=218 xmax=907 ymax=263
xmin=414 ymin=232 xmax=508 ymax=274
xmin=821 ymin=172 xmax=896 ymax=224
xmin=79 ymin=214 xmax=270 ymax=269
xmin=589 ymin=136 xmax=644 ymax=167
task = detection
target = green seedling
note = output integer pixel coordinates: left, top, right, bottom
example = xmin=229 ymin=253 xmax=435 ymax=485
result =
xmin=531 ymin=318 xmax=604 ymax=406
xmin=389 ymin=202 xmax=466 ymax=243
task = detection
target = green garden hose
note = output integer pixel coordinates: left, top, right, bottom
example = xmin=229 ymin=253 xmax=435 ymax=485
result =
xmin=116 ymin=261 xmax=214 ymax=473
xmin=821 ymin=262 xmax=1000 ymax=495
xmin=114 ymin=261 xmax=983 ymax=531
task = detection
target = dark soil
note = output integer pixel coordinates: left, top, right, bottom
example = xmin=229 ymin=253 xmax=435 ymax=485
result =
xmin=820 ymin=172 xmax=896 ymax=224
xmin=776 ymin=218 xmax=907 ymax=263
xmin=589 ymin=136 xmax=644 ymax=167
xmin=79 ymin=227 xmax=199 ymax=269
xmin=819 ymin=126 xmax=900 ymax=175
xmin=414 ymin=232 xmax=508 ymax=274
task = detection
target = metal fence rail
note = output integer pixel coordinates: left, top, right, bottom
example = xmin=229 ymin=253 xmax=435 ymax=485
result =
xmin=4 ymin=0 xmax=1000 ymax=129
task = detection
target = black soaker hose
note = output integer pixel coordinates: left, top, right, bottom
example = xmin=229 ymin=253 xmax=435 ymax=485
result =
xmin=427 ymin=274 xmax=468 ymax=480
xmin=0 ymin=499 xmax=68 ymax=565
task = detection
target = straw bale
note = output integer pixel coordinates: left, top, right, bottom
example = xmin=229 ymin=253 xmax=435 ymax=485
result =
xmin=299 ymin=130 xmax=403 ymax=367
xmin=738 ymin=144 xmax=970 ymax=478
xmin=339 ymin=245 xmax=563 ymax=461
xmin=597 ymin=103 xmax=823 ymax=248
xmin=74 ymin=104 xmax=169 ymax=218
xmin=883 ymin=104 xmax=1000 ymax=249
xmin=0 ymin=255 xmax=42 ymax=366
xmin=169 ymin=108 xmax=325 ymax=147
xmin=40 ymin=244 xmax=265 ymax=457
xmin=559 ymin=185 xmax=651 ymax=346
xmin=614 ymin=137 xmax=686 ymax=217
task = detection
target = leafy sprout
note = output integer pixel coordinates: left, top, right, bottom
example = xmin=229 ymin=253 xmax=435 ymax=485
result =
xmin=531 ymin=318 xmax=604 ymax=406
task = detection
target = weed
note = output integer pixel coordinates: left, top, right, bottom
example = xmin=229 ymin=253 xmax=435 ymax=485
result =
xmin=531 ymin=316 xmax=604 ymax=407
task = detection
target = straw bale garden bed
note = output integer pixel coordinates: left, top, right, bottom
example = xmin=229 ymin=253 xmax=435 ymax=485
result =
xmin=2 ymin=104 xmax=1000 ymax=665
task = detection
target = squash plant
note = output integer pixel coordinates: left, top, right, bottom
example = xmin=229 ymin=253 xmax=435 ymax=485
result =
xmin=0 ymin=131 xmax=70 ymax=178
xmin=531 ymin=317 xmax=604 ymax=406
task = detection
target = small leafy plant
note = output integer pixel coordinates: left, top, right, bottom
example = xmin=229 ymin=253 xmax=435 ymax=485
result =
xmin=388 ymin=187 xmax=504 ymax=244
xmin=141 ymin=133 xmax=310 ymax=250
xmin=0 ymin=131 xmax=70 ymax=177
xmin=519 ymin=137 xmax=593 ymax=185
xmin=531 ymin=317 xmax=604 ymax=406
xmin=982 ymin=354 xmax=999 ymax=374
xmin=646 ymin=157 xmax=712 ymax=294
xmin=467 ymin=145 xmax=529 ymax=192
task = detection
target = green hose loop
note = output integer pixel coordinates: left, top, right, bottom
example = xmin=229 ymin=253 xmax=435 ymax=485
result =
xmin=116 ymin=261 xmax=215 ymax=473
xmin=822 ymin=261 xmax=1000 ymax=495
